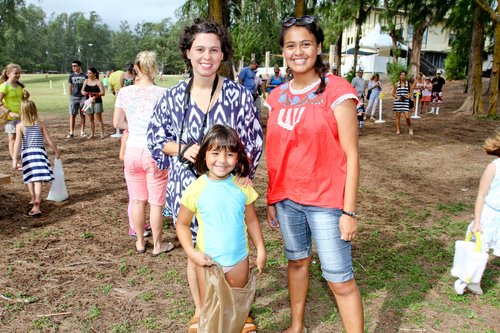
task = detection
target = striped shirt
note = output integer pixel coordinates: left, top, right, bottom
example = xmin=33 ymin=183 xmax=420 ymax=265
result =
xmin=393 ymin=82 xmax=410 ymax=112
xmin=22 ymin=124 xmax=45 ymax=149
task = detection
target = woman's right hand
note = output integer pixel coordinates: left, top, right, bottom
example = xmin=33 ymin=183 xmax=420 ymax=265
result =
xmin=470 ymin=221 xmax=482 ymax=234
xmin=266 ymin=205 xmax=280 ymax=228
xmin=182 ymin=143 xmax=200 ymax=163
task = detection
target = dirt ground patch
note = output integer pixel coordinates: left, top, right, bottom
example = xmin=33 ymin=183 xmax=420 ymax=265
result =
xmin=1 ymin=79 xmax=499 ymax=333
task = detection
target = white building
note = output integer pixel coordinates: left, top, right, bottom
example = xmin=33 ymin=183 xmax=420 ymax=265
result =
xmin=338 ymin=7 xmax=453 ymax=77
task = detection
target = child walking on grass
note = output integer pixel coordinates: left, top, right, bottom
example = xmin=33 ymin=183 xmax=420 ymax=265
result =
xmin=12 ymin=100 xmax=59 ymax=217
xmin=176 ymin=125 xmax=266 ymax=333
xmin=465 ymin=131 xmax=500 ymax=294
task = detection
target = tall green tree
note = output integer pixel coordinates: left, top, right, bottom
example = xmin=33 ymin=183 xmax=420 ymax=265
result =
xmin=456 ymin=2 xmax=486 ymax=115
xmin=474 ymin=0 xmax=499 ymax=117
xmin=331 ymin=0 xmax=377 ymax=72
xmin=381 ymin=0 xmax=403 ymax=65
xmin=2 ymin=4 xmax=47 ymax=71
xmin=0 ymin=0 xmax=25 ymax=65
xmin=401 ymin=0 xmax=450 ymax=78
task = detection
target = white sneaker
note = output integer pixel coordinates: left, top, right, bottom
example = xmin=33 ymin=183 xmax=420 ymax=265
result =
xmin=454 ymin=279 xmax=467 ymax=295
xmin=468 ymin=283 xmax=483 ymax=295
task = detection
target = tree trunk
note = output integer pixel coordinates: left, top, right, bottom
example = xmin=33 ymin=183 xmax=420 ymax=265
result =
xmin=456 ymin=5 xmax=484 ymax=115
xmin=483 ymin=69 xmax=492 ymax=96
xmin=294 ymin=0 xmax=306 ymax=17
xmin=409 ymin=21 xmax=427 ymax=79
xmin=487 ymin=7 xmax=500 ymax=118
xmin=208 ymin=0 xmax=233 ymax=79
xmin=335 ymin=31 xmax=342 ymax=75
xmin=208 ymin=0 xmax=224 ymax=25
xmin=384 ymin=0 xmax=399 ymax=64
xmin=353 ymin=22 xmax=361 ymax=72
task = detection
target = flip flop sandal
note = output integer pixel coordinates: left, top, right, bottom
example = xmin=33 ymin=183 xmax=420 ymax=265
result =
xmin=188 ymin=316 xmax=198 ymax=333
xmin=66 ymin=134 xmax=74 ymax=139
xmin=23 ymin=211 xmax=42 ymax=218
xmin=80 ymin=133 xmax=87 ymax=138
xmin=242 ymin=316 xmax=257 ymax=333
xmin=151 ymin=242 xmax=174 ymax=257
xmin=135 ymin=241 xmax=148 ymax=254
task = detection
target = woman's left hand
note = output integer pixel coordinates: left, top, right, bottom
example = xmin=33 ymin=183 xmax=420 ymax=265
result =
xmin=234 ymin=175 xmax=252 ymax=187
xmin=339 ymin=214 xmax=357 ymax=242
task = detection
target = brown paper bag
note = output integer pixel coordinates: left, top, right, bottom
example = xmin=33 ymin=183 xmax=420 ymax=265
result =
xmin=198 ymin=264 xmax=257 ymax=333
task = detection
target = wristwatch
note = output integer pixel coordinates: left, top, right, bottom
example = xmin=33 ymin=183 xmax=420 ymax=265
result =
xmin=342 ymin=210 xmax=358 ymax=218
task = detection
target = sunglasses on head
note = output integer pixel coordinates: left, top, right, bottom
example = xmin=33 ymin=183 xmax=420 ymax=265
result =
xmin=282 ymin=15 xmax=316 ymax=27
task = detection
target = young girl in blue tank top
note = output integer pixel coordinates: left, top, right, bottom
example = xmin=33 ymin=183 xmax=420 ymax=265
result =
xmin=176 ymin=124 xmax=266 ymax=332
xmin=12 ymin=100 xmax=60 ymax=217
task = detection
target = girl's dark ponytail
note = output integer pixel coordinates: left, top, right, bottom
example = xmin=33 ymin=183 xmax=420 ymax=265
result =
xmin=313 ymin=55 xmax=327 ymax=95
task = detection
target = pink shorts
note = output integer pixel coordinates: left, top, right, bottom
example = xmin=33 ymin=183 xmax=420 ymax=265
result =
xmin=124 ymin=147 xmax=168 ymax=206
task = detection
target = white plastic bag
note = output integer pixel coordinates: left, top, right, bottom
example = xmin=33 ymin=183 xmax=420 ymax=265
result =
xmin=47 ymin=158 xmax=69 ymax=201
xmin=451 ymin=231 xmax=488 ymax=284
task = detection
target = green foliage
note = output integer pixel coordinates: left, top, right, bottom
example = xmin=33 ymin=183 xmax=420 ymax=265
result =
xmin=87 ymin=304 xmax=101 ymax=322
xmin=437 ymin=201 xmax=473 ymax=215
xmin=344 ymin=67 xmax=356 ymax=83
xmin=386 ymin=61 xmax=411 ymax=84
xmin=100 ymin=284 xmax=113 ymax=295
xmin=0 ymin=3 xmax=187 ymax=74
xmin=111 ymin=320 xmax=133 ymax=333
xmin=33 ymin=316 xmax=58 ymax=330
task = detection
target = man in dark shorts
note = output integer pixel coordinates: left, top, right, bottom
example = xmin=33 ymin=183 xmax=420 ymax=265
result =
xmin=430 ymin=70 xmax=445 ymax=115
xmin=67 ymin=60 xmax=87 ymax=138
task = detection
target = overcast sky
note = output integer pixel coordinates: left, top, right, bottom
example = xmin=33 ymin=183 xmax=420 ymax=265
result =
xmin=25 ymin=0 xmax=186 ymax=30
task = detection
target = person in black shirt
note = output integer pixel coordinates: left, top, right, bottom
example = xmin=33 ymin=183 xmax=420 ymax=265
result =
xmin=429 ymin=70 xmax=445 ymax=115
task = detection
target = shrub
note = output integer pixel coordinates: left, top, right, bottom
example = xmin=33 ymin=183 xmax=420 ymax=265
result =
xmin=444 ymin=50 xmax=466 ymax=80
xmin=387 ymin=61 xmax=411 ymax=84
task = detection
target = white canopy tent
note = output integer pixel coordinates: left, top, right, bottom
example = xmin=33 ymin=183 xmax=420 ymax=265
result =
xmin=344 ymin=24 xmax=408 ymax=75
xmin=359 ymin=24 xmax=393 ymax=50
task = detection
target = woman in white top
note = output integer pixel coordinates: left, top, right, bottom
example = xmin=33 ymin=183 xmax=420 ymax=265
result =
xmin=366 ymin=73 xmax=381 ymax=120
xmin=113 ymin=51 xmax=173 ymax=257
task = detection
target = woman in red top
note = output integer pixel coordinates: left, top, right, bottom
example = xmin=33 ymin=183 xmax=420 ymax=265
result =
xmin=265 ymin=16 xmax=363 ymax=333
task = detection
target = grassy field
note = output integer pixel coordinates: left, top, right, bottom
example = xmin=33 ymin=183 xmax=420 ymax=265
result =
xmin=21 ymin=74 xmax=187 ymax=115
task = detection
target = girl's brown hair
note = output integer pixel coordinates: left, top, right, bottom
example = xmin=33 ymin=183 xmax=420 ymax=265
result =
xmin=483 ymin=130 xmax=500 ymax=157
xmin=20 ymin=100 xmax=39 ymax=126
xmin=179 ymin=19 xmax=233 ymax=70
xmin=280 ymin=16 xmax=327 ymax=95
xmin=194 ymin=124 xmax=250 ymax=177
xmin=1 ymin=63 xmax=25 ymax=88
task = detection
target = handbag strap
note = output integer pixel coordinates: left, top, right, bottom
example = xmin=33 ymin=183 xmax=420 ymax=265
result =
xmin=465 ymin=231 xmax=483 ymax=252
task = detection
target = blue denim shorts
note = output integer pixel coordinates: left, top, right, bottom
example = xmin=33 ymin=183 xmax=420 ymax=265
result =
xmin=275 ymin=199 xmax=354 ymax=283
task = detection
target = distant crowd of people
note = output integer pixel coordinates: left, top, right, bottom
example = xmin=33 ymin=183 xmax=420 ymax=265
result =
xmin=349 ymin=68 xmax=446 ymax=136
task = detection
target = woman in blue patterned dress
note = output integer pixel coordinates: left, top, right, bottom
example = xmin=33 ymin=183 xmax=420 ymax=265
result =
xmin=147 ymin=19 xmax=262 ymax=331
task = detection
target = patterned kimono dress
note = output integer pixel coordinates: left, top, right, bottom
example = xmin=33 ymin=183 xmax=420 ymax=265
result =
xmin=147 ymin=77 xmax=263 ymax=242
